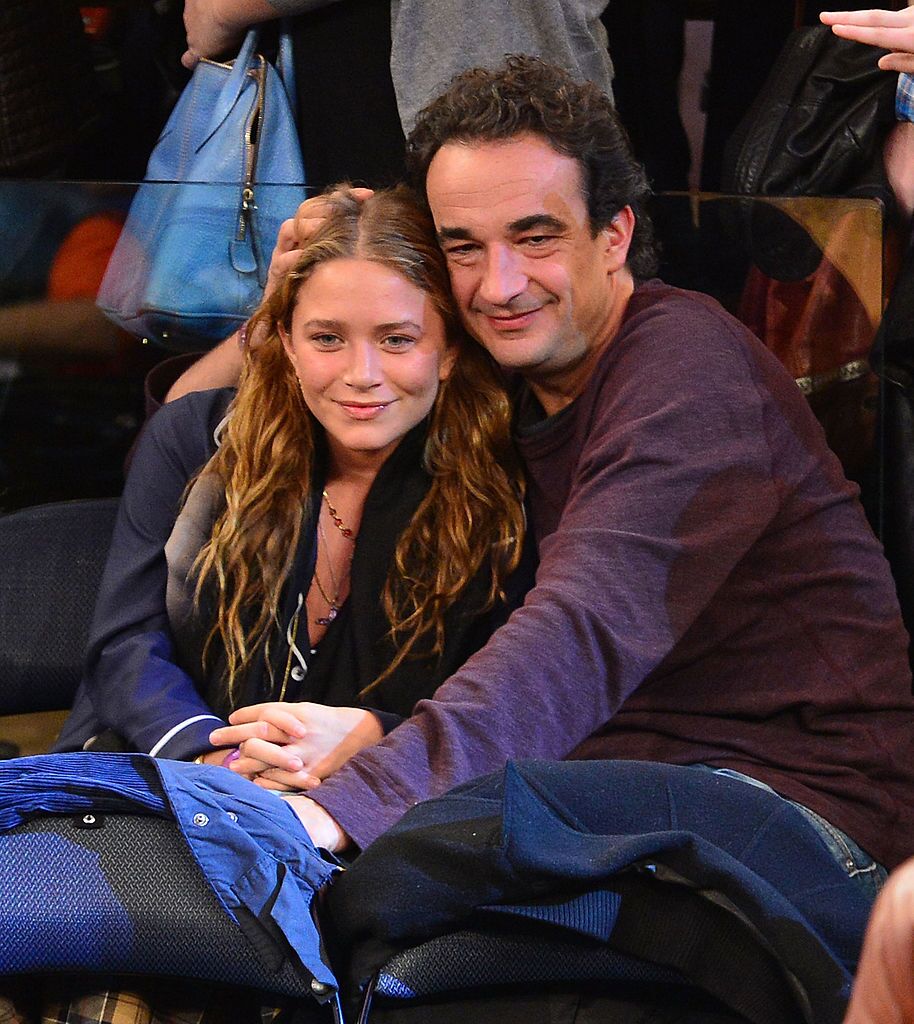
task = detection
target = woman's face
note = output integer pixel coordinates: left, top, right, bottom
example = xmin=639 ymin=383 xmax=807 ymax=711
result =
xmin=282 ymin=257 xmax=456 ymax=468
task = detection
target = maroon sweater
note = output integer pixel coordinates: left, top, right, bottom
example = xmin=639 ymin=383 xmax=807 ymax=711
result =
xmin=311 ymin=281 xmax=914 ymax=868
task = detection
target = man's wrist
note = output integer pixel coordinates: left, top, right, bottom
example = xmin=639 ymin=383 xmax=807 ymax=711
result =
xmin=283 ymin=794 xmax=352 ymax=852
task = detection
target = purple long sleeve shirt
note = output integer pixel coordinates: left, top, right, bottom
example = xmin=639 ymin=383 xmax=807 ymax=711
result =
xmin=310 ymin=281 xmax=914 ymax=869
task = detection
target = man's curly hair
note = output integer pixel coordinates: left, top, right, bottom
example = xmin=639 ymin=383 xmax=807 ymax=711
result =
xmin=406 ymin=55 xmax=658 ymax=280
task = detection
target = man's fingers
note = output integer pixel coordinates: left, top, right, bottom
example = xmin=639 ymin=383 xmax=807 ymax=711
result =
xmin=253 ymin=776 xmax=296 ymax=792
xmin=181 ymin=49 xmax=199 ymax=70
xmin=230 ymin=754 xmax=272 ymax=779
xmin=256 ymin=768 xmax=321 ymax=790
xmin=292 ymin=188 xmax=375 ymax=243
xmin=237 ymin=736 xmax=304 ymax=771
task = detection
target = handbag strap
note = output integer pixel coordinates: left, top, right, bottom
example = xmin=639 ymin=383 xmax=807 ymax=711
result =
xmin=277 ymin=22 xmax=297 ymax=113
xmin=205 ymin=28 xmax=261 ymax=139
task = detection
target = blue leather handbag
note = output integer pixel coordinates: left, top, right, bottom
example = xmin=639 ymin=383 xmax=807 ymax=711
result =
xmin=97 ymin=28 xmax=306 ymax=351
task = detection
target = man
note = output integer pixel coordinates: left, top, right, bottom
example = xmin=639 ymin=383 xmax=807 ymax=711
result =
xmin=165 ymin=59 xmax=913 ymax=890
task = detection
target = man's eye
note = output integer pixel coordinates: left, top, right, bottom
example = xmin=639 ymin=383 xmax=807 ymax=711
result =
xmin=445 ymin=243 xmax=479 ymax=258
xmin=521 ymin=235 xmax=554 ymax=247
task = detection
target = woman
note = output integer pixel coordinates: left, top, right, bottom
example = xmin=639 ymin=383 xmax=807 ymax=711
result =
xmin=54 ymin=184 xmax=530 ymax=790
xmin=0 ymin=185 xmax=530 ymax=1024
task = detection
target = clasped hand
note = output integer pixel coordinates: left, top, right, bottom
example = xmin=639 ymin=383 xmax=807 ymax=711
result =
xmin=209 ymin=701 xmax=384 ymax=791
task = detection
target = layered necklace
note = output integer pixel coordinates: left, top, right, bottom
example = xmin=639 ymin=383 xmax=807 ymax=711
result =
xmin=313 ymin=489 xmax=356 ymax=626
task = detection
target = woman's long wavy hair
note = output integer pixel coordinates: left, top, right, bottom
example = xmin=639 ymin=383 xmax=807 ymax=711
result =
xmin=192 ymin=185 xmax=526 ymax=706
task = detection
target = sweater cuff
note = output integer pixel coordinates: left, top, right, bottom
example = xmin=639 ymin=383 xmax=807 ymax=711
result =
xmin=368 ymin=710 xmax=404 ymax=736
xmin=149 ymin=714 xmax=227 ymax=761
xmin=308 ymin=772 xmax=412 ymax=851
xmin=144 ymin=353 xmax=201 ymax=418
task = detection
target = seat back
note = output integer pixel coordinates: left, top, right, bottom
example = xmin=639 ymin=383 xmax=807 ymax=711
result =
xmin=0 ymin=497 xmax=119 ymax=715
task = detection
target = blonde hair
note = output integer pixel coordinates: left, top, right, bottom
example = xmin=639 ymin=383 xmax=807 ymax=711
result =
xmin=192 ymin=185 xmax=525 ymax=704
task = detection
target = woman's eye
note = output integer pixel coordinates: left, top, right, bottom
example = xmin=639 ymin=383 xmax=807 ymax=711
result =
xmin=311 ymin=333 xmax=342 ymax=349
xmin=382 ymin=335 xmax=416 ymax=350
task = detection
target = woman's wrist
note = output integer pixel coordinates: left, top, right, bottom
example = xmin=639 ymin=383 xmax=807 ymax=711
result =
xmin=193 ymin=747 xmax=240 ymax=767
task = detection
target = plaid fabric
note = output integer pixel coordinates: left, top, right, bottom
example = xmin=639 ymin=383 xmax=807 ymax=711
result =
xmin=896 ymin=72 xmax=914 ymax=121
xmin=0 ymin=981 xmax=280 ymax=1024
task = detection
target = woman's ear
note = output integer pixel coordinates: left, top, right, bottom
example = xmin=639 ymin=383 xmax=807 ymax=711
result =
xmin=278 ymin=321 xmax=296 ymax=364
xmin=600 ymin=205 xmax=636 ymax=275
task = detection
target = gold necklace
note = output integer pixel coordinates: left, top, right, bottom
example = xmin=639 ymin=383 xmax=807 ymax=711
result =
xmin=322 ymin=488 xmax=355 ymax=539
xmin=313 ymin=517 xmax=350 ymax=626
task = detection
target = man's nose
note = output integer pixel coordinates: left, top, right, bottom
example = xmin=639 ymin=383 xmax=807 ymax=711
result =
xmin=478 ymin=247 xmax=527 ymax=307
xmin=344 ymin=341 xmax=382 ymax=389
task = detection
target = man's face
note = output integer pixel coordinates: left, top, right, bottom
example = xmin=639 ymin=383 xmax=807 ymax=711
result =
xmin=425 ymin=133 xmax=634 ymax=410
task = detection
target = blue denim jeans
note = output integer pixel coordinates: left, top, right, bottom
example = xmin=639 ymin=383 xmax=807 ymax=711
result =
xmin=705 ymin=766 xmax=888 ymax=902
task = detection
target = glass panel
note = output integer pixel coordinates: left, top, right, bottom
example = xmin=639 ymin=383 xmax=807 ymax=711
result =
xmin=0 ymin=184 xmax=886 ymax=539
xmin=651 ymin=191 xmax=884 ymax=535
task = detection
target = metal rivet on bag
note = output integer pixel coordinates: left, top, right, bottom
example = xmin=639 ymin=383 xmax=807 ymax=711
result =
xmin=291 ymin=665 xmax=306 ymax=681
xmin=227 ymin=811 xmax=238 ymax=822
xmin=193 ymin=813 xmax=209 ymax=827
xmin=73 ymin=812 xmax=104 ymax=829
xmin=311 ymin=980 xmax=333 ymax=997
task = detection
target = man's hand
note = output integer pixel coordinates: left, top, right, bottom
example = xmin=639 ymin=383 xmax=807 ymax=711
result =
xmin=821 ymin=8 xmax=914 ymax=72
xmin=290 ymin=187 xmax=374 ymax=242
xmin=281 ymin=794 xmax=351 ymax=852
xmin=182 ymin=0 xmax=280 ymax=70
xmin=210 ymin=701 xmax=385 ymax=790
xmin=162 ymin=188 xmax=374 ymax=401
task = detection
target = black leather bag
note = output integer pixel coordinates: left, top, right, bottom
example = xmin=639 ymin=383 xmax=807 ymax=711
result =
xmin=723 ymin=25 xmax=896 ymax=205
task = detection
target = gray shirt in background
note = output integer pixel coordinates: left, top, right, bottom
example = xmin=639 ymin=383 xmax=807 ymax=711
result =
xmin=267 ymin=0 xmax=614 ymax=131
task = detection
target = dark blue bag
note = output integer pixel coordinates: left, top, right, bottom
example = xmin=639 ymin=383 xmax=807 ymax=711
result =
xmin=97 ymin=27 xmax=306 ymax=351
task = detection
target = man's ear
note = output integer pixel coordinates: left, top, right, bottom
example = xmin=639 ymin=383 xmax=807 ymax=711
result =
xmin=601 ymin=205 xmax=636 ymax=274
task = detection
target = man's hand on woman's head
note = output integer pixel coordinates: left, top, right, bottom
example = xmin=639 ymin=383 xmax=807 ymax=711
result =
xmin=821 ymin=7 xmax=914 ymax=72
xmin=254 ymin=188 xmax=376 ymax=342
xmin=289 ymin=188 xmax=375 ymax=246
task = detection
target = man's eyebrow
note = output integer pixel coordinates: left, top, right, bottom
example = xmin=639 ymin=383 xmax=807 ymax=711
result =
xmin=508 ymin=214 xmax=568 ymax=234
xmin=437 ymin=214 xmax=569 ymax=243
xmin=437 ymin=226 xmax=476 ymax=242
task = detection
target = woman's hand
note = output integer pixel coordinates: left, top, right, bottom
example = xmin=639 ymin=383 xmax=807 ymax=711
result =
xmin=196 ymin=747 xmax=239 ymax=767
xmin=210 ymin=702 xmax=385 ymax=789
xmin=281 ymin=794 xmax=351 ymax=852
xmin=821 ymin=7 xmax=914 ymax=72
